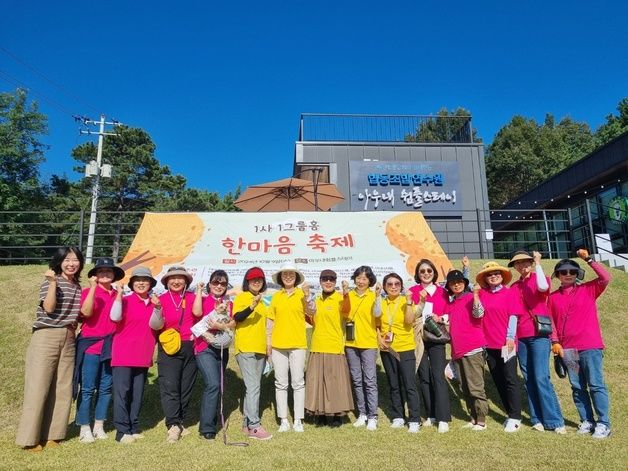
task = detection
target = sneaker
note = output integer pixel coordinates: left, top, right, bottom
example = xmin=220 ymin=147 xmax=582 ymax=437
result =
xmin=118 ymin=434 xmax=136 ymax=444
xmin=577 ymin=421 xmax=594 ymax=434
xmin=249 ymin=426 xmax=273 ymax=440
xmin=554 ymin=426 xmax=567 ymax=435
xmin=79 ymin=429 xmax=95 ymax=444
xmin=471 ymin=423 xmax=487 ymax=431
xmin=592 ymin=423 xmax=611 ymax=439
xmin=461 ymin=422 xmax=476 ymax=429
xmin=166 ymin=425 xmax=181 ymax=443
xmin=366 ymin=418 xmax=377 ymax=431
xmin=278 ymin=419 xmax=291 ymax=433
xmin=44 ymin=440 xmax=61 ymax=448
xmin=353 ymin=414 xmax=367 ymax=427
xmin=24 ymin=444 xmax=44 ymax=452
xmin=390 ymin=418 xmax=405 ymax=428
xmin=531 ymin=423 xmax=545 ymax=432
xmin=92 ymin=428 xmax=108 ymax=440
xmin=180 ymin=426 xmax=191 ymax=437
xmin=132 ymin=433 xmax=145 ymax=440
xmin=438 ymin=422 xmax=449 ymax=433
xmin=408 ymin=422 xmax=420 ymax=433
xmin=423 ymin=417 xmax=436 ymax=427
xmin=504 ymin=419 xmax=522 ymax=433
xmin=293 ymin=420 xmax=304 ymax=433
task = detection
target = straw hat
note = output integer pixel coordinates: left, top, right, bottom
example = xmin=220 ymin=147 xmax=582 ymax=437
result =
xmin=508 ymin=250 xmax=534 ymax=268
xmin=272 ymin=263 xmax=304 ymax=285
xmin=475 ymin=261 xmax=512 ymax=288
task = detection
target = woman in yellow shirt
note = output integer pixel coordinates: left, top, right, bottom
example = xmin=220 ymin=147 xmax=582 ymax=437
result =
xmin=267 ymin=264 xmax=314 ymax=433
xmin=345 ymin=266 xmax=382 ymax=431
xmin=304 ymin=270 xmax=353 ymax=426
xmin=378 ymin=272 xmax=421 ymax=433
xmin=232 ymin=267 xmax=272 ymax=441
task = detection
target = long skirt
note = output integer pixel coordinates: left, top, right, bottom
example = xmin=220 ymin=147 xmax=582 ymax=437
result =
xmin=305 ymin=352 xmax=354 ymax=416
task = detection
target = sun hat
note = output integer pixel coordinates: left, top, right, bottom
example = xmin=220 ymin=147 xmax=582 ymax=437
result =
xmin=272 ymin=263 xmax=304 ymax=285
xmin=508 ymin=250 xmax=534 ymax=268
xmin=475 ymin=261 xmax=512 ymax=288
xmin=445 ymin=270 xmax=469 ymax=293
xmin=88 ymin=257 xmax=125 ymax=281
xmin=161 ymin=266 xmax=193 ymax=287
xmin=552 ymin=259 xmax=585 ymax=280
xmin=128 ymin=266 xmax=157 ymax=290
xmin=245 ymin=267 xmax=265 ymax=280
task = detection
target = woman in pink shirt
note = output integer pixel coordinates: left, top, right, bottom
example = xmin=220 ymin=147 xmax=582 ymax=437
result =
xmin=409 ymin=259 xmax=451 ymax=433
xmin=445 ymin=270 xmax=488 ymax=431
xmin=109 ymin=266 xmax=161 ymax=443
xmin=153 ymin=266 xmax=200 ymax=443
xmin=75 ymin=257 xmax=125 ymax=443
xmin=475 ymin=261 xmax=522 ymax=433
xmin=509 ymin=250 xmax=565 ymax=433
xmin=550 ymin=249 xmax=611 ymax=439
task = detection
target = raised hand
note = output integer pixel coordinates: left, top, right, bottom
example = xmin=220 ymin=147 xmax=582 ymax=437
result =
xmin=89 ymin=275 xmax=98 ymax=287
xmin=374 ymin=282 xmax=382 ymax=296
xmin=533 ymin=250 xmax=542 ymax=264
xmin=150 ymin=294 xmax=161 ymax=308
xmin=461 ymin=256 xmax=470 ymax=268
xmin=341 ymin=280 xmax=349 ymax=295
xmin=577 ymin=248 xmax=590 ymax=260
xmin=251 ymin=293 xmax=262 ymax=309
xmin=302 ymin=282 xmax=310 ymax=298
xmin=196 ymin=282 xmax=205 ymax=292
xmin=44 ymin=269 xmax=56 ymax=282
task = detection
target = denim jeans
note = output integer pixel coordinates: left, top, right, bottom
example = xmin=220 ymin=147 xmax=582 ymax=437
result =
xmin=566 ymin=349 xmax=610 ymax=428
xmin=76 ymin=353 xmax=112 ymax=425
xmin=236 ymin=352 xmax=266 ymax=429
xmin=196 ymin=346 xmax=228 ymax=435
xmin=517 ymin=337 xmax=564 ymax=429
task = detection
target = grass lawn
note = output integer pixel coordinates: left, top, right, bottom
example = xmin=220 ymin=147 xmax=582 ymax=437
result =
xmin=0 ymin=260 xmax=626 ymax=470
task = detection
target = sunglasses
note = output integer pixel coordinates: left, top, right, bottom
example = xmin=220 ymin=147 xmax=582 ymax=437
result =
xmin=485 ymin=272 xmax=503 ymax=278
xmin=558 ymin=269 xmax=578 ymax=276
xmin=320 ymin=276 xmax=336 ymax=282
xmin=210 ymin=280 xmax=228 ymax=287
xmin=419 ymin=268 xmax=433 ymax=274
xmin=386 ymin=281 xmax=401 ymax=287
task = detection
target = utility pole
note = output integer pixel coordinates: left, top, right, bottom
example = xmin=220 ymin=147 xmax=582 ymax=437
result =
xmin=78 ymin=114 xmax=121 ymax=264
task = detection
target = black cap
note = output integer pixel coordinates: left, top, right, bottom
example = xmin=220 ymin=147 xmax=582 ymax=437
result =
xmin=88 ymin=257 xmax=125 ymax=281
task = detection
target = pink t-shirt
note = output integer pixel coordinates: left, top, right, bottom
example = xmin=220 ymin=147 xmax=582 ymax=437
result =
xmin=447 ymin=292 xmax=486 ymax=360
xmin=510 ymin=273 xmax=550 ymax=339
xmin=549 ymin=263 xmax=609 ymax=350
xmin=111 ymin=294 xmax=158 ymax=367
xmin=409 ymin=284 xmax=448 ymax=315
xmin=159 ymin=291 xmax=197 ymax=342
xmin=479 ymin=286 xmax=521 ymax=350
xmin=80 ymin=286 xmax=117 ymax=354
xmin=193 ymin=295 xmax=233 ymax=355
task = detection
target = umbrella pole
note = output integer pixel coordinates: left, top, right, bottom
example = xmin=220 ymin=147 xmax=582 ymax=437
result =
xmin=313 ymin=168 xmax=320 ymax=211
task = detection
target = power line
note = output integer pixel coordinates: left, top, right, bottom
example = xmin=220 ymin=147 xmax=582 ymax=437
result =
xmin=0 ymin=44 xmax=101 ymax=115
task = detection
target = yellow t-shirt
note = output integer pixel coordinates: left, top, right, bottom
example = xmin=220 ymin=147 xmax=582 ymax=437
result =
xmin=311 ymin=291 xmax=347 ymax=354
xmin=345 ymin=289 xmax=379 ymax=349
xmin=381 ymin=295 xmax=415 ymax=352
xmin=233 ymin=291 xmax=268 ymax=355
xmin=268 ymin=288 xmax=307 ymax=349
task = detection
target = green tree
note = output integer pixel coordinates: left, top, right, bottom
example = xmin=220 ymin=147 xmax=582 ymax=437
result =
xmin=485 ymin=114 xmax=595 ymax=207
xmin=405 ymin=107 xmax=482 ymax=143
xmin=595 ymin=97 xmax=628 ymax=146
xmin=153 ymin=187 xmax=241 ymax=212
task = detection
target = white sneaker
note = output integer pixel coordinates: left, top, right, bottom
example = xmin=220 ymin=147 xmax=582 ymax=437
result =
xmin=438 ymin=422 xmax=449 ymax=433
xmin=408 ymin=422 xmax=420 ymax=433
xmin=531 ymin=423 xmax=545 ymax=432
xmin=504 ymin=418 xmax=521 ymax=433
xmin=577 ymin=421 xmax=594 ymax=434
xmin=471 ymin=423 xmax=486 ymax=431
xmin=423 ymin=417 xmax=436 ymax=427
xmin=132 ymin=433 xmax=145 ymax=439
xmin=166 ymin=425 xmax=181 ymax=443
xmin=390 ymin=418 xmax=405 ymax=428
xmin=554 ymin=426 xmax=567 ymax=435
xmin=353 ymin=414 xmax=367 ymax=427
xmin=461 ymin=422 xmax=475 ymax=429
xmin=293 ymin=420 xmax=304 ymax=433
xmin=278 ymin=419 xmax=291 ymax=433
xmin=92 ymin=428 xmax=108 ymax=440
xmin=79 ymin=428 xmax=95 ymax=444
xmin=592 ymin=423 xmax=611 ymax=439
xmin=366 ymin=418 xmax=377 ymax=431
xmin=118 ymin=434 xmax=136 ymax=444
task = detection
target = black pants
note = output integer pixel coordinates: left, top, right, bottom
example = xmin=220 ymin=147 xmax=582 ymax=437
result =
xmin=418 ymin=342 xmax=451 ymax=422
xmin=157 ymin=340 xmax=197 ymax=429
xmin=486 ymin=347 xmax=522 ymax=420
xmin=381 ymin=350 xmax=420 ymax=422
xmin=112 ymin=366 xmax=148 ymax=441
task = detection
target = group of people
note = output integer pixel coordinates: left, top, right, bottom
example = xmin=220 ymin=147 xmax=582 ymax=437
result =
xmin=16 ymin=246 xmax=613 ymax=451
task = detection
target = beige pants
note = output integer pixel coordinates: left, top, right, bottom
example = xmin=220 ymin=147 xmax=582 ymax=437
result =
xmin=272 ymin=348 xmax=306 ymax=420
xmin=16 ymin=327 xmax=75 ymax=447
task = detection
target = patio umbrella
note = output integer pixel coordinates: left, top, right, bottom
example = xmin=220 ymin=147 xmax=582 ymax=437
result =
xmin=235 ymin=177 xmax=344 ymax=212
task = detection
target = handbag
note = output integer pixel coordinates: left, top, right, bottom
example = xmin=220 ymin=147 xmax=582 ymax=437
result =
xmin=422 ymin=317 xmax=451 ymax=344
xmin=533 ymin=315 xmax=553 ymax=337
xmin=554 ymin=355 xmax=567 ymax=378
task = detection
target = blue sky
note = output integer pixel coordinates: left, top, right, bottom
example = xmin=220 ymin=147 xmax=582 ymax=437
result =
xmin=1 ymin=1 xmax=626 ymax=195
